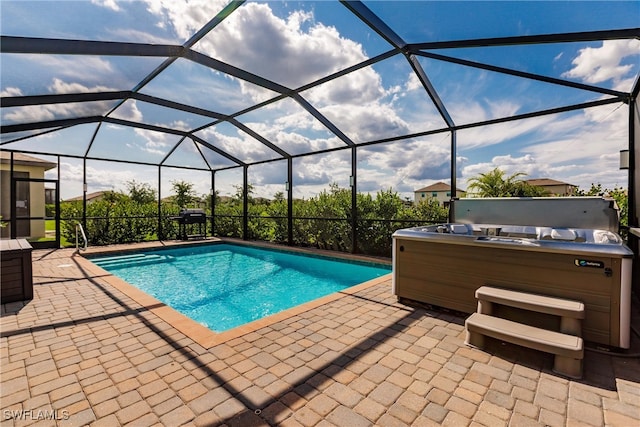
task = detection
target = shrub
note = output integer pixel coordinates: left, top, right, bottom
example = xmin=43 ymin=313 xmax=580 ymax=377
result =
xmin=60 ymin=184 xmax=449 ymax=256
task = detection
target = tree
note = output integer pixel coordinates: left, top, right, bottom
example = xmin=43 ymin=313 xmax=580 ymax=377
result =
xmin=126 ymin=180 xmax=156 ymax=204
xmin=576 ymin=183 xmax=604 ymax=197
xmin=467 ymin=168 xmax=546 ymax=197
xmin=273 ymin=191 xmax=285 ymax=202
xmin=411 ymin=197 xmax=449 ymax=222
xmin=232 ymin=183 xmax=255 ymax=204
xmin=101 ymin=190 xmax=126 ymax=203
xmin=467 ymin=168 xmax=524 ymax=197
xmin=171 ymin=180 xmax=197 ymax=209
xmin=512 ymin=182 xmax=549 ymax=197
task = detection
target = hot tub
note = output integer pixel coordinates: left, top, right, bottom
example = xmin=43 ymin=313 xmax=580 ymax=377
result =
xmin=392 ymin=198 xmax=634 ymax=349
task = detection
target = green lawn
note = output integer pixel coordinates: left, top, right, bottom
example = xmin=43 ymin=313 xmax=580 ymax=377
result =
xmin=42 ymin=220 xmax=72 ymax=247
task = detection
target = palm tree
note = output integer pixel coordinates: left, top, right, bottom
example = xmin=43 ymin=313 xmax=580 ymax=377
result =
xmin=467 ymin=168 xmax=530 ymax=197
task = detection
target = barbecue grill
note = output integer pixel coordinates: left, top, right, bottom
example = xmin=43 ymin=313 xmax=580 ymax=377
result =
xmin=173 ymin=208 xmax=207 ymax=240
xmin=392 ymin=197 xmax=633 ymax=348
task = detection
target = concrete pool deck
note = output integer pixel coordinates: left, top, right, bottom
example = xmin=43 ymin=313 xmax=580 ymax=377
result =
xmin=1 ymin=242 xmax=639 ymax=426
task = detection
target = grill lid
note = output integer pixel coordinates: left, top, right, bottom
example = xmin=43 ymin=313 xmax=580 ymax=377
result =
xmin=179 ymin=208 xmax=205 ymax=217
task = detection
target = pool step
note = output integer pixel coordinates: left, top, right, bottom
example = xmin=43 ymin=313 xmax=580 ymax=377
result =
xmin=93 ymin=253 xmax=173 ymax=268
xmin=93 ymin=253 xmax=148 ymax=263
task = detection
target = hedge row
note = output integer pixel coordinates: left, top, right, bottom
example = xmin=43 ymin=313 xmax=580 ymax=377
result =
xmin=60 ymin=186 xmax=448 ymax=257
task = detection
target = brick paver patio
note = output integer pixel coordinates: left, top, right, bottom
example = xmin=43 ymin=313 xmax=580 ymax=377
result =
xmin=1 ymin=243 xmax=639 ymax=426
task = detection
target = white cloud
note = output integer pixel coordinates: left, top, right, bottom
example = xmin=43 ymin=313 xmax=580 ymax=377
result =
xmin=111 ymin=99 xmax=144 ymax=123
xmin=108 ymin=28 xmax=176 ymax=44
xmin=142 ymin=0 xmax=228 ymax=39
xmin=48 ymin=78 xmax=115 ymax=94
xmin=292 ymin=151 xmax=351 ymax=197
xmin=449 ymin=42 xmax=633 ymax=194
xmin=197 ymin=126 xmax=277 ymax=163
xmin=60 ymin=161 xmax=136 ymax=194
xmin=320 ymin=103 xmax=409 ymax=143
xmin=524 ymin=104 xmax=627 ymax=165
xmin=562 ymin=39 xmax=640 ymax=85
xmin=457 ymin=114 xmax=554 ymax=150
xmin=2 ymin=79 xmax=119 ymax=124
xmin=247 ymin=121 xmax=342 ymax=155
xmin=144 ymin=0 xmax=364 ymax=90
xmin=460 ymin=101 xmax=630 ymax=192
xmin=132 ymin=127 xmax=180 ymax=156
xmin=91 ymin=0 xmax=120 ymax=12
xmin=32 ymin=56 xmax=116 ymax=85
xmin=405 ymin=72 xmax=422 ymax=92
xmin=193 ymin=3 xmax=369 ymax=89
xmin=486 ymin=100 xmax=521 ymax=119
xmin=461 ymin=154 xmax=552 ymax=185
xmin=304 ymin=68 xmax=384 ymax=106
xmin=458 ymin=153 xmax=621 ymax=194
xmin=248 ymin=161 xmax=288 ymax=187
xmin=358 ymin=134 xmax=456 ymax=193
xmin=1 ymin=87 xmax=23 ymax=97
xmin=141 ymin=0 xmax=436 ymax=166
xmin=141 ymin=0 xmax=376 ymax=113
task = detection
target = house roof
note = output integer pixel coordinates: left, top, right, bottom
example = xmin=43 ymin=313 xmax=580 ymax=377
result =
xmin=525 ymin=178 xmax=577 ymax=187
xmin=415 ymin=182 xmax=465 ymax=193
xmin=65 ymin=191 xmax=106 ymax=202
xmin=0 ymin=151 xmax=57 ymax=170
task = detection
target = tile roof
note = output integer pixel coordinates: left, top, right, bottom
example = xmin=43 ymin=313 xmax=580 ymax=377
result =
xmin=415 ymin=181 xmax=465 ymax=192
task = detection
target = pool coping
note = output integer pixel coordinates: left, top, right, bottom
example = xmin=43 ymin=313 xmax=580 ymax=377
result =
xmin=77 ymin=239 xmax=392 ymax=349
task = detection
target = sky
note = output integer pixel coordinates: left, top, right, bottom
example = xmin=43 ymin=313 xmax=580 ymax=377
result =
xmin=1 ymin=0 xmax=639 ymax=201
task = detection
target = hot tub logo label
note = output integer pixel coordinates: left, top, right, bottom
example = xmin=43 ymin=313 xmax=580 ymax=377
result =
xmin=574 ymin=259 xmax=604 ymax=268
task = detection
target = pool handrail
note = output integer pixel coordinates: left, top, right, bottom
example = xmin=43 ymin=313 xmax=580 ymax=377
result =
xmin=76 ymin=222 xmax=88 ymax=252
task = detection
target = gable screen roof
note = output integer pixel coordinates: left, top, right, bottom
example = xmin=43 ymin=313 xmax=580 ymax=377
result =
xmin=0 ymin=0 xmax=638 ymax=202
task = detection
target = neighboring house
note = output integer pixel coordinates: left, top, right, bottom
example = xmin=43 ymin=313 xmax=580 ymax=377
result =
xmin=0 ymin=151 xmax=57 ymax=239
xmin=414 ymin=182 xmax=466 ymax=207
xmin=65 ymin=191 xmax=107 ymax=204
xmin=525 ymin=178 xmax=578 ymax=196
xmin=45 ymin=187 xmax=56 ymax=204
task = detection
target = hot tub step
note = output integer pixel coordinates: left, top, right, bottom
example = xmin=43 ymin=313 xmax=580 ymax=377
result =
xmin=465 ymin=312 xmax=584 ymax=379
xmin=476 ymin=286 xmax=584 ymax=336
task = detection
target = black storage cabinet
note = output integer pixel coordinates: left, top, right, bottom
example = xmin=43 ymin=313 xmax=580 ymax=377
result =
xmin=1 ymin=239 xmax=33 ymax=303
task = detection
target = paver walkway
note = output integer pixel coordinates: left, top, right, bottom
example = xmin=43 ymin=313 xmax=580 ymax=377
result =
xmin=1 ymin=245 xmax=639 ymax=426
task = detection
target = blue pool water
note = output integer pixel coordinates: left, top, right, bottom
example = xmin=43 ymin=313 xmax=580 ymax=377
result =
xmin=91 ymin=244 xmax=390 ymax=332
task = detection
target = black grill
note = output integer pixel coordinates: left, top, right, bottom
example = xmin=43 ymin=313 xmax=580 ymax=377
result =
xmin=176 ymin=208 xmax=206 ymax=224
xmin=173 ymin=209 xmax=206 ymax=239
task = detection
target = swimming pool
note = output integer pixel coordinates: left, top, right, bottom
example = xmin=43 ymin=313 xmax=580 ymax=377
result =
xmin=91 ymin=243 xmax=390 ymax=332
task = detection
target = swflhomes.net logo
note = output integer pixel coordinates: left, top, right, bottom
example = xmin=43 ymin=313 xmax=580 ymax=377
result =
xmin=3 ymin=409 xmax=69 ymax=421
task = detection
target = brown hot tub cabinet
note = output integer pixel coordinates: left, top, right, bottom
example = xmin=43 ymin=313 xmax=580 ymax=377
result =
xmin=1 ymin=239 xmax=34 ymax=303
xmin=392 ymin=198 xmax=634 ymax=349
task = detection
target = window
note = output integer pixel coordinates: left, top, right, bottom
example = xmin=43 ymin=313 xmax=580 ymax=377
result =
xmin=432 ymin=192 xmax=438 ymax=197
xmin=446 ymin=192 xmax=451 ymax=197
xmin=421 ymin=192 xmax=425 ymax=198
